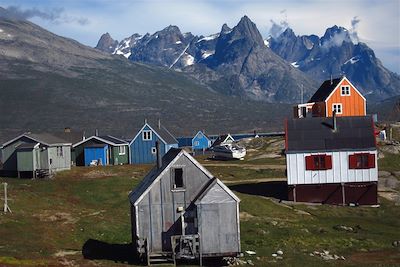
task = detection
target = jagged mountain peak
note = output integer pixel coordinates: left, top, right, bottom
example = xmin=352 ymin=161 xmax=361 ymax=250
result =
xmin=95 ymin=32 xmax=118 ymax=53
xmin=221 ymin=23 xmax=231 ymax=33
xmin=233 ymin=15 xmax=264 ymax=45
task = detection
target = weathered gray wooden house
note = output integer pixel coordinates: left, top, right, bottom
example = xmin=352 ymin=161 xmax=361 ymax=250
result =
xmin=129 ymin=147 xmax=240 ymax=265
xmin=1 ymin=133 xmax=71 ymax=178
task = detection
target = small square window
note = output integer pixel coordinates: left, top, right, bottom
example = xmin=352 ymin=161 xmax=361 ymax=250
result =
xmin=142 ymin=130 xmax=152 ymax=141
xmin=118 ymin=146 xmax=126 ymax=155
xmin=172 ymin=168 xmax=184 ymax=190
xmin=194 ymin=141 xmax=199 ymax=146
xmin=151 ymin=147 xmax=157 ymax=154
xmin=332 ymin=103 xmax=342 ymax=114
xmin=341 ymin=86 xmax=350 ymax=96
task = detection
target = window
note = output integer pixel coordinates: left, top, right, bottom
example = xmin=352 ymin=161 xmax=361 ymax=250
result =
xmin=349 ymin=153 xmax=375 ymax=169
xmin=305 ymin=155 xmax=332 ymax=170
xmin=118 ymin=146 xmax=126 ymax=155
xmin=151 ymin=147 xmax=157 ymax=154
xmin=194 ymin=141 xmax=199 ymax=146
xmin=332 ymin=103 xmax=343 ymax=114
xmin=142 ymin=130 xmax=152 ymax=141
xmin=56 ymin=146 xmax=63 ymax=157
xmin=341 ymin=85 xmax=350 ymax=96
xmin=171 ymin=168 xmax=184 ymax=190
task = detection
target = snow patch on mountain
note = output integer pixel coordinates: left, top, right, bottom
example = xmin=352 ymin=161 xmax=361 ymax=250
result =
xmin=202 ymin=50 xmax=214 ymax=59
xmin=264 ymin=38 xmax=270 ymax=47
xmin=291 ymin=62 xmax=299 ymax=68
xmin=0 ymin=28 xmax=3 ymax=33
xmin=183 ymin=53 xmax=194 ymax=66
xmin=175 ymin=41 xmax=182 ymax=44
xmin=197 ymin=33 xmax=219 ymax=43
xmin=169 ymin=43 xmax=190 ymax=69
xmin=344 ymin=56 xmax=360 ymax=65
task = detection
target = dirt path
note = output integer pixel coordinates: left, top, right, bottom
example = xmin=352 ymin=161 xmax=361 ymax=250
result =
xmin=203 ymin=163 xmax=286 ymax=169
xmin=222 ymin=177 xmax=286 ymax=184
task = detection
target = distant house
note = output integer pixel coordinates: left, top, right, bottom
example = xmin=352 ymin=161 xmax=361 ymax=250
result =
xmin=211 ymin=134 xmax=235 ymax=147
xmin=285 ymin=115 xmax=378 ymax=205
xmin=1 ymin=133 xmax=71 ymax=178
xmin=129 ymin=148 xmax=240 ymax=264
xmin=191 ymin=131 xmax=211 ymax=151
xmin=129 ymin=122 xmax=178 ymax=164
xmin=294 ymin=76 xmax=366 ymax=118
xmin=72 ymin=135 xmax=129 ymax=166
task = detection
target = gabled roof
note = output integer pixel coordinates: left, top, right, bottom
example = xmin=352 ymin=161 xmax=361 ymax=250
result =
xmin=286 ymin=116 xmax=376 ymax=153
xmin=308 ymin=78 xmax=342 ymax=103
xmin=129 ymin=148 xmax=214 ymax=206
xmin=130 ymin=122 xmax=178 ymax=146
xmin=192 ymin=131 xmax=211 ymax=143
xmin=211 ymin=134 xmax=234 ymax=147
xmin=2 ymin=133 xmax=71 ymax=148
xmin=16 ymin=142 xmax=40 ymax=150
xmin=195 ymin=178 xmax=240 ymax=204
xmin=72 ymin=135 xmax=128 ymax=148
xmin=51 ymin=132 xmax=84 ymax=144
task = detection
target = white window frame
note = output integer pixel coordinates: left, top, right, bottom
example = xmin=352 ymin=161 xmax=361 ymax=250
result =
xmin=142 ymin=130 xmax=152 ymax=141
xmin=332 ymin=103 xmax=343 ymax=114
xmin=118 ymin=146 xmax=126 ymax=155
xmin=151 ymin=147 xmax=157 ymax=154
xmin=341 ymin=85 xmax=350 ymax=96
xmin=194 ymin=141 xmax=200 ymax=146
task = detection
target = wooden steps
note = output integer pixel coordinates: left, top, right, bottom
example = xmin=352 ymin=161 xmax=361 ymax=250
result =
xmin=148 ymin=253 xmax=174 ymax=266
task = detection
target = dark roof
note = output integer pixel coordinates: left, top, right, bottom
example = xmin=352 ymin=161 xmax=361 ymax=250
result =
xmin=286 ymin=116 xmax=376 ymax=152
xmin=51 ymin=132 xmax=84 ymax=144
xmin=129 ymin=148 xmax=183 ymax=204
xmin=98 ymin=135 xmax=128 ymax=145
xmin=26 ymin=133 xmax=70 ymax=145
xmin=308 ymin=78 xmax=342 ymax=103
xmin=150 ymin=123 xmax=178 ymax=144
xmin=211 ymin=134 xmax=233 ymax=147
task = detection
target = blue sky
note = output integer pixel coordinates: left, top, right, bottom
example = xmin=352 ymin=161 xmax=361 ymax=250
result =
xmin=1 ymin=0 xmax=399 ymax=73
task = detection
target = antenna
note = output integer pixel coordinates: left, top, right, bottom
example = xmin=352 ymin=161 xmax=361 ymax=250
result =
xmin=158 ymin=119 xmax=161 ymax=129
xmin=330 ymin=74 xmax=333 ymax=85
xmin=144 ymin=118 xmax=147 ymax=124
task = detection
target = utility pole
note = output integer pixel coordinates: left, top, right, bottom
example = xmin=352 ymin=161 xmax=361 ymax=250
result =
xmin=3 ymin=183 xmax=11 ymax=213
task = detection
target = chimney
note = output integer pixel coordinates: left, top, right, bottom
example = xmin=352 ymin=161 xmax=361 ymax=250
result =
xmin=144 ymin=118 xmax=147 ymax=124
xmin=333 ymin=111 xmax=337 ymax=132
xmin=158 ymin=119 xmax=161 ymax=129
xmin=330 ymin=74 xmax=333 ymax=85
xmin=64 ymin=127 xmax=71 ymax=133
xmin=156 ymin=141 xmax=162 ymax=169
xmin=83 ymin=131 xmax=86 ymax=140
xmin=95 ymin=129 xmax=99 ymax=136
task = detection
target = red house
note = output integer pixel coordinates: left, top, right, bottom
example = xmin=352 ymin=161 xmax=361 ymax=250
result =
xmin=294 ymin=76 xmax=366 ymax=118
xmin=285 ymin=115 xmax=378 ymax=205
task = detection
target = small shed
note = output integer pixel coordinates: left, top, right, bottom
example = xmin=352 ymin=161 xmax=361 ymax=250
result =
xmin=192 ymin=131 xmax=211 ymax=151
xmin=1 ymin=133 xmax=72 ymax=178
xmin=73 ymin=135 xmax=129 ymax=166
xmin=129 ymin=122 xmax=178 ymax=164
xmin=285 ymin=115 xmax=378 ymax=205
xmin=129 ymin=148 xmax=240 ymax=264
xmin=211 ymin=134 xmax=234 ymax=148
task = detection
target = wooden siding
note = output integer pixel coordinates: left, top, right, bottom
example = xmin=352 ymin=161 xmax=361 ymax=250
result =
xmin=192 ymin=132 xmax=211 ymax=150
xmin=17 ymin=150 xmax=35 ymax=172
xmin=286 ymin=150 xmax=378 ymax=185
xmin=47 ymin=146 xmax=71 ymax=171
xmin=111 ymin=145 xmax=129 ymax=165
xmin=84 ymin=146 xmax=108 ymax=166
xmin=196 ymin=182 xmax=240 ymax=255
xmin=326 ymin=79 xmax=366 ymax=117
xmin=131 ymin=125 xmax=175 ymax=164
xmin=1 ymin=137 xmax=37 ymax=171
xmin=135 ymin=155 xmax=212 ymax=253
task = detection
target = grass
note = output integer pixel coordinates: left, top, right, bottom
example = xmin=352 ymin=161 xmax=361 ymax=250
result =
xmin=379 ymin=153 xmax=400 ymax=173
xmin=0 ymin=137 xmax=399 ymax=266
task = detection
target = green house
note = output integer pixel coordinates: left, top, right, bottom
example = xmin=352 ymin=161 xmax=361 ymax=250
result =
xmin=1 ymin=133 xmax=72 ymax=178
xmin=72 ymin=135 xmax=129 ymax=166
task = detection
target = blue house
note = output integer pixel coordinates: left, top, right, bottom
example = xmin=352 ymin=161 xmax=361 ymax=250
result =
xmin=129 ymin=122 xmax=178 ymax=164
xmin=84 ymin=144 xmax=108 ymax=166
xmin=192 ymin=131 xmax=212 ymax=151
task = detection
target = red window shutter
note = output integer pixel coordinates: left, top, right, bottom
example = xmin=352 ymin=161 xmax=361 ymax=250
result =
xmin=368 ymin=154 xmax=375 ymax=168
xmin=349 ymin=155 xmax=357 ymax=169
xmin=325 ymin=155 xmax=332 ymax=169
xmin=305 ymin=156 xmax=314 ymax=170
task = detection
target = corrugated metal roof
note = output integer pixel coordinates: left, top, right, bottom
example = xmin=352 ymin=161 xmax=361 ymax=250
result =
xmin=286 ymin=116 xmax=376 ymax=152
xmin=308 ymin=77 xmax=342 ymax=102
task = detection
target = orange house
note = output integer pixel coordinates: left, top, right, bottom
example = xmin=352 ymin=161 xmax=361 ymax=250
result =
xmin=294 ymin=76 xmax=366 ymax=118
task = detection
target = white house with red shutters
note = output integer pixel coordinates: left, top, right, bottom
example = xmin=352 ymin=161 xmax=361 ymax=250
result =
xmin=285 ymin=115 xmax=378 ymax=205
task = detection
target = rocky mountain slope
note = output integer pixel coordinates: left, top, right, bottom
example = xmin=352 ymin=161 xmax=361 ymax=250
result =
xmin=0 ymin=12 xmax=290 ymax=142
xmin=96 ymin=16 xmax=318 ymax=103
xmin=269 ymin=26 xmax=400 ymax=101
